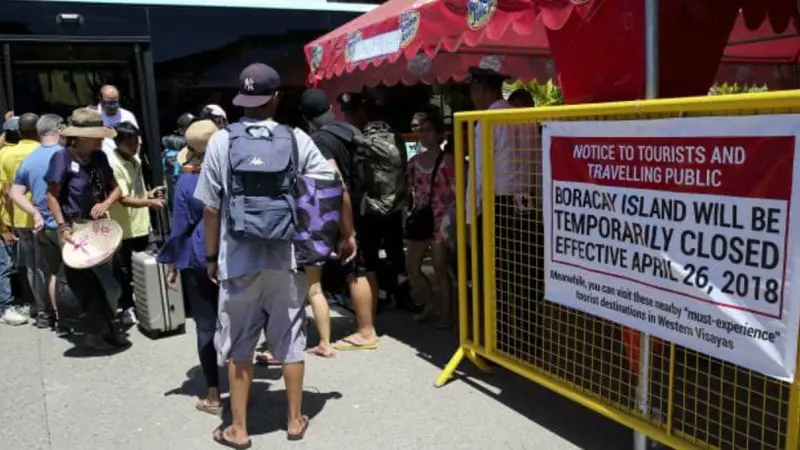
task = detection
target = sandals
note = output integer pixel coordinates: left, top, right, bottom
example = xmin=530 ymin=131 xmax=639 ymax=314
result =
xmin=307 ymin=346 xmax=336 ymax=358
xmin=255 ymin=351 xmax=278 ymax=365
xmin=287 ymin=415 xmax=310 ymax=441
xmin=332 ymin=338 xmax=378 ymax=351
xmin=212 ymin=416 xmax=309 ymax=448
xmin=213 ymin=428 xmax=252 ymax=450
xmin=196 ymin=398 xmax=223 ymax=416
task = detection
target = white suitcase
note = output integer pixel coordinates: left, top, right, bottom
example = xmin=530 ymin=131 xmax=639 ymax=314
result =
xmin=132 ymin=250 xmax=186 ymax=338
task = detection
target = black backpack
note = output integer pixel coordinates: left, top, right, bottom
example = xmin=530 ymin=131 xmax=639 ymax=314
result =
xmin=321 ymin=121 xmax=407 ymax=216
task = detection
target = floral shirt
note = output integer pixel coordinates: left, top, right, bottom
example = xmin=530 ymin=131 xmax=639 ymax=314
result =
xmin=406 ymin=151 xmax=455 ymax=244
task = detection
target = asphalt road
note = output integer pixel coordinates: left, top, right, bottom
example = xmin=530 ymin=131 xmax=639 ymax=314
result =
xmin=0 ymin=305 xmax=631 ymax=449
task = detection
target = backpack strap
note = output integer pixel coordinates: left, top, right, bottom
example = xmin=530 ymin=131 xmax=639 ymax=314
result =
xmin=276 ymin=124 xmax=300 ymax=175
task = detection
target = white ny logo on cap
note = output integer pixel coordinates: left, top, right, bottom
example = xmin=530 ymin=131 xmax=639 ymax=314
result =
xmin=243 ymin=77 xmax=255 ymax=92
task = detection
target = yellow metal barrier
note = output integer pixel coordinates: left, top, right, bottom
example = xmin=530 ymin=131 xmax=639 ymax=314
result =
xmin=436 ymin=90 xmax=800 ymax=450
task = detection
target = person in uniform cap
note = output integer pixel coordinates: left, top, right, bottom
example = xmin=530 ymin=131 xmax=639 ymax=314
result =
xmin=194 ymin=63 xmax=336 ymax=447
xmin=465 ymin=65 xmax=540 ymax=354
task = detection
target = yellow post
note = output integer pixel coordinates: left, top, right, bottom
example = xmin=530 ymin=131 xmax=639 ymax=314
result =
xmin=468 ymin=120 xmax=480 ymax=347
xmin=435 ymin=347 xmax=465 ymax=388
xmin=481 ymin=120 xmax=496 ymax=353
xmin=785 ymin=343 xmax=800 ymax=449
xmin=454 ymin=118 xmax=468 ymax=346
xmin=436 ymin=117 xmax=491 ymax=388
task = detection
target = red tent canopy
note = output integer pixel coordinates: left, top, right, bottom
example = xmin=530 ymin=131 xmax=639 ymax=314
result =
xmin=539 ymin=0 xmax=799 ymax=102
xmin=305 ymin=0 xmax=550 ymax=96
xmin=715 ymin=14 xmax=799 ymax=91
xmin=725 ymin=14 xmax=800 ymax=63
xmin=306 ymin=0 xmax=800 ymax=103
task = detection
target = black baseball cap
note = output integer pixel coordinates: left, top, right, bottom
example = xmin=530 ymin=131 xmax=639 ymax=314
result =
xmin=176 ymin=112 xmax=196 ymax=131
xmin=232 ymin=63 xmax=281 ymax=108
xmin=299 ymin=89 xmax=332 ymax=120
xmin=467 ymin=66 xmax=510 ymax=85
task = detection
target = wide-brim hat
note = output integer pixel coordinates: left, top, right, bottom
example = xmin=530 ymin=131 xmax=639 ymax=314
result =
xmin=61 ymin=107 xmax=116 ymax=139
xmin=62 ymin=219 xmax=123 ymax=269
xmin=178 ymin=119 xmax=218 ymax=166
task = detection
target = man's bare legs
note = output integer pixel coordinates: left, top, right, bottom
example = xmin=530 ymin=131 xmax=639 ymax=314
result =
xmin=305 ymin=266 xmax=334 ymax=357
xmin=215 ymin=360 xmax=253 ymax=446
xmin=430 ymin=244 xmax=453 ymax=327
xmin=406 ymin=241 xmax=435 ymax=321
xmin=333 ymin=274 xmax=378 ymax=348
xmin=283 ymin=362 xmax=308 ymax=436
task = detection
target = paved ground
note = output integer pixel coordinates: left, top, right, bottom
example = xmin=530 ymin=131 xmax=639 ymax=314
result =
xmin=1 ymin=305 xmax=631 ymax=449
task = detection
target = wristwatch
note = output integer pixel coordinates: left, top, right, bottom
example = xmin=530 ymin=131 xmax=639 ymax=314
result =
xmin=205 ymin=254 xmax=218 ymax=263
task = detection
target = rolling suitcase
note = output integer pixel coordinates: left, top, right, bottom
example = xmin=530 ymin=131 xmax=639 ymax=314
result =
xmin=133 ymin=208 xmax=186 ymax=338
xmin=132 ymin=249 xmax=186 ymax=338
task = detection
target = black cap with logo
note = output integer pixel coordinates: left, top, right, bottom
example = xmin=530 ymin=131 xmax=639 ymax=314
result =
xmin=232 ymin=63 xmax=281 ymax=108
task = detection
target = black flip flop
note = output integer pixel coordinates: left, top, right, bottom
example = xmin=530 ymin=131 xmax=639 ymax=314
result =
xmin=213 ymin=428 xmax=252 ymax=450
xmin=287 ymin=416 xmax=310 ymax=441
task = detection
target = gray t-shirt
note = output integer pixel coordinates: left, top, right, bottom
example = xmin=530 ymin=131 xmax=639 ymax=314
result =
xmin=194 ymin=118 xmax=335 ymax=281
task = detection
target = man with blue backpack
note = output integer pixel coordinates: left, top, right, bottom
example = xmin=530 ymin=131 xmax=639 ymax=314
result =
xmin=194 ymin=63 xmax=335 ymax=448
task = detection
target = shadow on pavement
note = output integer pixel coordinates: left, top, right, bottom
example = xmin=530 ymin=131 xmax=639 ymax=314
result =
xmin=375 ymin=308 xmax=634 ymax=450
xmin=218 ymin=389 xmax=343 ymax=437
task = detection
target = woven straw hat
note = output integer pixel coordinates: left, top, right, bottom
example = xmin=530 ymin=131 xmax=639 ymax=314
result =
xmin=61 ymin=108 xmax=116 ymax=139
xmin=62 ymin=219 xmax=123 ymax=269
xmin=177 ymin=119 xmax=217 ymax=167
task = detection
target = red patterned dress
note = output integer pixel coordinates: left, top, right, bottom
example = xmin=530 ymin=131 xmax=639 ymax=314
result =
xmin=406 ymin=151 xmax=455 ymax=244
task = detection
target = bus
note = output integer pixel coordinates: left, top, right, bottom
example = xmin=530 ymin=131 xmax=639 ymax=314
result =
xmin=0 ymin=0 xmax=377 ymax=183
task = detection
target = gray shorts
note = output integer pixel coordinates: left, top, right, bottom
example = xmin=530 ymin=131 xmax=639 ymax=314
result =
xmin=215 ymin=270 xmax=307 ymax=365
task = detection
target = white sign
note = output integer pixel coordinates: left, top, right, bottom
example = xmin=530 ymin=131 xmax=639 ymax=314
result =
xmin=349 ymin=29 xmax=403 ymax=63
xmin=542 ymin=115 xmax=800 ymax=381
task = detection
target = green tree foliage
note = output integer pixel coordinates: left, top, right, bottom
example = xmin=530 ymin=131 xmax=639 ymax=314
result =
xmin=503 ymin=79 xmax=564 ymax=106
xmin=708 ymin=82 xmax=769 ymax=95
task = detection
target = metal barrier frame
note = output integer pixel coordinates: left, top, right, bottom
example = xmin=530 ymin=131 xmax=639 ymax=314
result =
xmin=435 ymin=90 xmax=800 ymax=450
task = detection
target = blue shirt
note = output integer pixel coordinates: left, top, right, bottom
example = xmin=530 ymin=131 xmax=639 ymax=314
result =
xmin=14 ymin=144 xmax=62 ymax=229
xmin=158 ymin=173 xmax=205 ymax=271
xmin=193 ymin=118 xmax=335 ymax=281
xmin=44 ymin=148 xmax=115 ymax=218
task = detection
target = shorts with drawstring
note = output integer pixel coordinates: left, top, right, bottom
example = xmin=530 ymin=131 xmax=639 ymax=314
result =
xmin=215 ymin=270 xmax=308 ymax=365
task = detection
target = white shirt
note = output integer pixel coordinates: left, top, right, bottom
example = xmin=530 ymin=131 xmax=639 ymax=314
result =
xmin=97 ymin=105 xmax=140 ymax=155
xmin=465 ymin=99 xmax=538 ymax=224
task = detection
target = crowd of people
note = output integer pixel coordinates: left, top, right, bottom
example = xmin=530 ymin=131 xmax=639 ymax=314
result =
xmin=0 ymin=60 xmax=531 ymax=448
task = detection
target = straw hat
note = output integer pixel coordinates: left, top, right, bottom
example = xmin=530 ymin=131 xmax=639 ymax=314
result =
xmin=61 ymin=108 xmax=116 ymax=139
xmin=177 ymin=119 xmax=217 ymax=166
xmin=62 ymin=219 xmax=123 ymax=269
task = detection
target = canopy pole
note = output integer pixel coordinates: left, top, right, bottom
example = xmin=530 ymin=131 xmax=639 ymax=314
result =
xmin=645 ymin=0 xmax=659 ymax=100
xmin=635 ymin=2 xmax=659 ymax=450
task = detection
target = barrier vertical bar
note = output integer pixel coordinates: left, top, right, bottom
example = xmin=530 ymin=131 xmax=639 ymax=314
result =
xmin=454 ymin=118 xmax=468 ymax=346
xmin=635 ymin=1 xmax=659 ymax=449
xmin=468 ymin=120 xmax=481 ymax=347
xmin=482 ymin=120 xmax=496 ymax=353
xmin=785 ymin=342 xmax=800 ymax=450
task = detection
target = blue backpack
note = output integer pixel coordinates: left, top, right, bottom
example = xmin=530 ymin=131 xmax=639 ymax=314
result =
xmin=226 ymin=122 xmax=299 ymax=241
